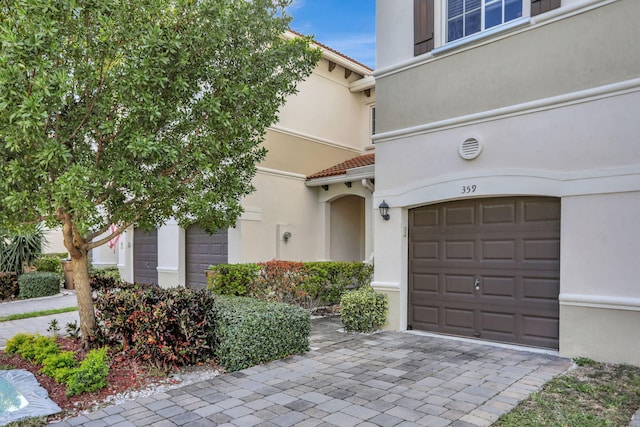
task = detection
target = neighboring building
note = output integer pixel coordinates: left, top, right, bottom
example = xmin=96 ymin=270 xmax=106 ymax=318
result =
xmin=103 ymin=32 xmax=377 ymax=289
xmin=373 ymin=0 xmax=640 ymax=364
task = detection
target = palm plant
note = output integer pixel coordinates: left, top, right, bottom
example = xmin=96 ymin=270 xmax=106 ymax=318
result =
xmin=0 ymin=224 xmax=45 ymax=275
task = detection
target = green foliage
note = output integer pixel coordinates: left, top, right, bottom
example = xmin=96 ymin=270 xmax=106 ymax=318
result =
xmin=89 ymin=268 xmax=124 ymax=291
xmin=0 ymin=0 xmax=320 ymax=341
xmin=47 ymin=319 xmax=61 ymax=336
xmin=34 ymin=255 xmax=64 ymax=274
xmin=303 ymin=261 xmax=374 ymax=307
xmin=0 ymin=225 xmax=45 ymax=275
xmin=208 ymin=261 xmax=373 ymax=311
xmin=0 ymin=272 xmax=19 ymax=300
xmin=4 ymin=333 xmax=59 ymax=364
xmin=41 ymin=351 xmax=79 ymax=383
xmin=18 ymin=271 xmax=61 ymax=299
xmin=208 ymin=263 xmax=260 ymax=296
xmin=66 ymin=348 xmax=110 ymax=396
xmin=94 ymin=286 xmax=217 ymax=370
xmin=340 ymin=286 xmax=388 ymax=333
xmin=573 ymin=357 xmax=597 ymax=367
xmin=66 ymin=321 xmax=81 ymax=340
xmin=5 ymin=332 xmax=110 ymax=395
xmin=212 ymin=296 xmax=310 ymax=372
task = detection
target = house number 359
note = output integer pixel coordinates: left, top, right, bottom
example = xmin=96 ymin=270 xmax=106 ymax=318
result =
xmin=462 ymin=185 xmax=477 ymax=194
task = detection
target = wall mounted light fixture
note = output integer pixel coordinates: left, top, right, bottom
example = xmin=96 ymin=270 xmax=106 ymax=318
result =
xmin=379 ymin=200 xmax=390 ymax=221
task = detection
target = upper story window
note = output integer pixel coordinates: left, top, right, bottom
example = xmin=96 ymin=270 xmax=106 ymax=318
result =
xmin=414 ymin=0 xmax=561 ymax=56
xmin=446 ymin=0 xmax=523 ymax=43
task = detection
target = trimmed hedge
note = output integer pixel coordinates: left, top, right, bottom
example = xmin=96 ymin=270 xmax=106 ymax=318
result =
xmin=18 ymin=272 xmax=61 ymax=299
xmin=208 ymin=261 xmax=373 ymax=311
xmin=34 ymin=254 xmax=65 ymax=274
xmin=212 ymin=296 xmax=310 ymax=372
xmin=340 ymin=286 xmax=388 ymax=333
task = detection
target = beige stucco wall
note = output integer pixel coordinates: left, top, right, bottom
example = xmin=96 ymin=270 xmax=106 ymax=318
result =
xmin=329 ymin=195 xmax=365 ymax=262
xmin=276 ymin=57 xmax=374 ymax=154
xmin=376 ymin=0 xmax=640 ymax=133
xmin=558 ymin=191 xmax=640 ymax=364
xmin=42 ymin=227 xmax=67 ymax=255
xmin=374 ymin=0 xmax=640 ymax=365
xmin=233 ymin=168 xmax=321 ymax=263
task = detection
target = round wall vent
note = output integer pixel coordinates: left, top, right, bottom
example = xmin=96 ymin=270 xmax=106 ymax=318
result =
xmin=458 ymin=137 xmax=482 ymax=160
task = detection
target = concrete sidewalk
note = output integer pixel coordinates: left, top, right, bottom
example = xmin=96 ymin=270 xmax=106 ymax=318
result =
xmin=0 ymin=291 xmax=79 ymax=348
xmin=51 ymin=317 xmax=572 ymax=427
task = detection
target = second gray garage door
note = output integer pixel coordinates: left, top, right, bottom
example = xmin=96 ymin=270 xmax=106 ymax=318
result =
xmin=185 ymin=226 xmax=228 ymax=290
xmin=409 ymin=197 xmax=560 ymax=349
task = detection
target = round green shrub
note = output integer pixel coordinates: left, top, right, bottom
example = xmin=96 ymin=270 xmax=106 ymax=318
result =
xmin=340 ymin=286 xmax=388 ymax=333
xmin=18 ymin=272 xmax=61 ymax=299
xmin=34 ymin=255 xmax=64 ymax=274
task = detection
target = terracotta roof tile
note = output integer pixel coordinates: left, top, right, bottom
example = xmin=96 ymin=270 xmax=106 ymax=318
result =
xmin=307 ymin=153 xmax=375 ymax=180
xmin=288 ymin=29 xmax=374 ymax=73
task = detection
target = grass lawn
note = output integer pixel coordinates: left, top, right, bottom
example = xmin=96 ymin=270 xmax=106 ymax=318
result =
xmin=0 ymin=306 xmax=78 ymax=322
xmin=495 ymin=358 xmax=640 ymax=426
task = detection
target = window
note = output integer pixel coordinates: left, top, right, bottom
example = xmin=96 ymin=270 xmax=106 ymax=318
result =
xmin=371 ymin=106 xmax=376 ymax=136
xmin=446 ymin=0 xmax=523 ymax=43
xmin=414 ymin=0 xmax=560 ymax=56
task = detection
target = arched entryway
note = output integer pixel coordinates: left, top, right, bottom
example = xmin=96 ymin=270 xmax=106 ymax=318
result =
xmin=330 ymin=195 xmax=365 ymax=262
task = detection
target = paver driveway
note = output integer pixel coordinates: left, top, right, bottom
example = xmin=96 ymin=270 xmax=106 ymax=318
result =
xmin=52 ymin=318 xmax=571 ymax=426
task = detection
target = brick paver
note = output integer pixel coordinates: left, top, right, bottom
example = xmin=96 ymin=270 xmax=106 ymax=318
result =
xmin=47 ymin=317 xmax=572 ymax=426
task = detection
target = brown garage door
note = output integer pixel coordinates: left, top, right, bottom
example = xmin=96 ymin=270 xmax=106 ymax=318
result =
xmin=186 ymin=226 xmax=228 ymax=290
xmin=409 ymin=197 xmax=560 ymax=349
xmin=133 ymin=228 xmax=158 ymax=285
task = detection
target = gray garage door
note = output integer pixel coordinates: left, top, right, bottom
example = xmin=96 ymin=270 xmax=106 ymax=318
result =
xmin=186 ymin=226 xmax=228 ymax=290
xmin=409 ymin=197 xmax=560 ymax=349
xmin=133 ymin=228 xmax=158 ymax=285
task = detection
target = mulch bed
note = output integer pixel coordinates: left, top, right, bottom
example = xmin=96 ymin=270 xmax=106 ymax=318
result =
xmin=0 ymin=337 xmax=167 ymax=423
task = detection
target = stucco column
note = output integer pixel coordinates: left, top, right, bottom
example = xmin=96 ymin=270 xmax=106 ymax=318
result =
xmin=156 ymin=220 xmax=185 ymax=288
xmin=371 ymin=205 xmax=407 ymax=332
xmin=117 ymin=227 xmax=134 ymax=283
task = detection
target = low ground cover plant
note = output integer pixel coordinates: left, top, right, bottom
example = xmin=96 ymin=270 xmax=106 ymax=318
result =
xmin=208 ymin=260 xmax=374 ymax=311
xmin=5 ymin=333 xmax=109 ymax=396
xmin=340 ymin=286 xmax=388 ymax=333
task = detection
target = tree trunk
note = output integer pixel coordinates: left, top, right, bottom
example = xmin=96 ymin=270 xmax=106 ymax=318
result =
xmin=71 ymin=251 xmax=96 ymax=348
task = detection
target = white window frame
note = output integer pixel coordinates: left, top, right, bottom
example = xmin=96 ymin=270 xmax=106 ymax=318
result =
xmin=433 ymin=0 xmax=531 ymax=54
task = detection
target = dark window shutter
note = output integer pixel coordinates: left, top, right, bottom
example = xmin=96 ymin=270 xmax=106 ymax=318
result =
xmin=414 ymin=0 xmax=434 ymax=56
xmin=531 ymin=0 xmax=561 ymax=16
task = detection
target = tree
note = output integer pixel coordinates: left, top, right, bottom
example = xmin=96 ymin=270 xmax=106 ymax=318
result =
xmin=0 ymin=0 xmax=321 ymax=345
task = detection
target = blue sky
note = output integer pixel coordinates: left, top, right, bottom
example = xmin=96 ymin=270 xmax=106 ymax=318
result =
xmin=287 ymin=0 xmax=376 ymax=69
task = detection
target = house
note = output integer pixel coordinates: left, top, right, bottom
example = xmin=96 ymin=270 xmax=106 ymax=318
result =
xmin=97 ymin=32 xmax=377 ymax=289
xmin=373 ymin=0 xmax=640 ymax=365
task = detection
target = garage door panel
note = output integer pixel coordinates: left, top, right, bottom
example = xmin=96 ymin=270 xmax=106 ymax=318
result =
xmin=186 ymin=226 xmax=227 ymax=290
xmin=481 ymin=276 xmax=516 ymax=297
xmin=444 ymin=275 xmax=475 ymax=295
xmin=523 ymin=200 xmax=561 ymax=222
xmin=523 ymin=278 xmax=559 ymax=300
xmin=412 ymin=241 xmax=439 ymax=259
xmin=523 ymin=239 xmax=560 ymax=260
xmin=412 ymin=306 xmax=439 ymax=327
xmin=481 ymin=202 xmax=516 ymax=224
xmin=523 ymin=316 xmax=559 ymax=339
xmin=413 ymin=209 xmax=440 ymax=227
xmin=445 ymin=206 xmax=475 ymax=226
xmin=481 ymin=312 xmax=516 ymax=334
xmin=409 ymin=197 xmax=560 ymax=349
xmin=412 ymin=274 xmax=439 ymax=292
xmin=444 ymin=308 xmax=474 ymax=329
xmin=133 ymin=229 xmax=158 ymax=285
xmin=445 ymin=241 xmax=475 ymax=260
xmin=481 ymin=240 xmax=516 ymax=260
